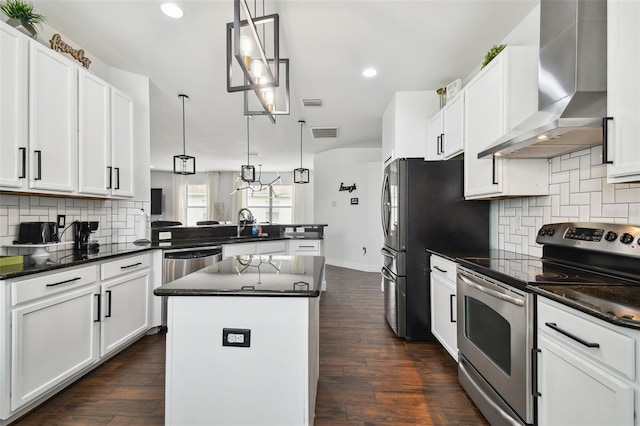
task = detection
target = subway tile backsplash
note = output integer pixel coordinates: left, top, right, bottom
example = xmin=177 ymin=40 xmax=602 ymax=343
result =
xmin=0 ymin=194 xmax=150 ymax=256
xmin=496 ymin=146 xmax=640 ymax=257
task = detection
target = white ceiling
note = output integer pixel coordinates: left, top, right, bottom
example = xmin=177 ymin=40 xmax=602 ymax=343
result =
xmin=30 ymin=0 xmax=537 ymax=172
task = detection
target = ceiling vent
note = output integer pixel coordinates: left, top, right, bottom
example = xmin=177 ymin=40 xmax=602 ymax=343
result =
xmin=301 ymin=98 xmax=323 ymax=107
xmin=310 ymin=127 xmax=338 ymax=139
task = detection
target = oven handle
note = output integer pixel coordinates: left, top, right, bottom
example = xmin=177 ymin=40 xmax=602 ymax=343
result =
xmin=457 ymin=272 xmax=524 ymax=307
xmin=381 ymin=267 xmax=395 ymax=282
xmin=545 ymin=322 xmax=600 ymax=348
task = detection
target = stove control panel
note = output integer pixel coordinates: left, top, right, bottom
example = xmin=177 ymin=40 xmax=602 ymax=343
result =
xmin=537 ymin=222 xmax=640 ymax=258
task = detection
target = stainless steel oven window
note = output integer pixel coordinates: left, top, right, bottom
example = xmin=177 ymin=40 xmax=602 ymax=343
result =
xmin=464 ymin=296 xmax=512 ymax=375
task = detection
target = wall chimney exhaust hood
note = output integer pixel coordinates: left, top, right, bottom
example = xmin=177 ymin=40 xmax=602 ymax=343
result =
xmin=478 ymin=0 xmax=607 ymax=160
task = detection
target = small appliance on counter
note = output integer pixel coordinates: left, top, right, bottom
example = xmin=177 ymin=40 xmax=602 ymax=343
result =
xmin=74 ymin=221 xmax=100 ymax=253
xmin=15 ymin=222 xmax=59 ymax=244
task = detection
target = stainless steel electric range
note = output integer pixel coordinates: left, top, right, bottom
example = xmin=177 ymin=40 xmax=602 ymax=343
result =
xmin=456 ymin=222 xmax=640 ymax=426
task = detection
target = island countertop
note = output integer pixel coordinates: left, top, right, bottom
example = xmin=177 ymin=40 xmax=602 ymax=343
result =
xmin=154 ymin=255 xmax=324 ymax=297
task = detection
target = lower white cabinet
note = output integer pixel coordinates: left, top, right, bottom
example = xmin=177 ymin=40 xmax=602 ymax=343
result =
xmin=1 ymin=253 xmax=153 ymax=423
xmin=429 ymin=255 xmax=457 ymax=361
xmin=536 ymin=297 xmax=638 ymax=425
xmin=10 ymin=284 xmax=99 ymax=411
xmin=222 ymin=240 xmax=287 ymax=258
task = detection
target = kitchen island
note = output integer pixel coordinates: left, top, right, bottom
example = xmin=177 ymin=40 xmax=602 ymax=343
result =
xmin=154 ymin=254 xmax=324 ymax=426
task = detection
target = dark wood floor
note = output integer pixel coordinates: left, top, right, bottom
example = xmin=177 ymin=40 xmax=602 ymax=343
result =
xmin=12 ymin=265 xmax=487 ymax=425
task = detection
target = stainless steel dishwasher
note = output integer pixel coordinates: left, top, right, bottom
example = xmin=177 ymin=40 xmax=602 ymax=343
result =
xmin=160 ymin=246 xmax=223 ymax=332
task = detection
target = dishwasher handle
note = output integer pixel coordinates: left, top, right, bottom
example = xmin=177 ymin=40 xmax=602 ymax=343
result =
xmin=458 ymin=272 xmax=524 ymax=307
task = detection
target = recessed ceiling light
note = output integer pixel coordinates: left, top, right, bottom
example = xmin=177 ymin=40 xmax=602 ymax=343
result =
xmin=161 ymin=3 xmax=183 ymax=19
xmin=150 ymin=165 xmax=155 ymax=168
xmin=362 ymin=67 xmax=377 ymax=78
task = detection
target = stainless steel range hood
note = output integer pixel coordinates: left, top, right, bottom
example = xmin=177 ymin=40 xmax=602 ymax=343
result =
xmin=478 ymin=0 xmax=607 ymax=160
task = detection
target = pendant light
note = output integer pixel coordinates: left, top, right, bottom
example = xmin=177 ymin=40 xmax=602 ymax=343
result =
xmin=173 ymin=94 xmax=195 ymax=175
xmin=241 ymin=115 xmax=256 ymax=182
xmin=293 ymin=120 xmax=309 ymax=184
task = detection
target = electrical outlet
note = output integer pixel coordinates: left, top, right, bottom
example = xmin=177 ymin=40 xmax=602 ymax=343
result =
xmin=57 ymin=214 xmax=66 ymax=228
xmin=222 ymin=328 xmax=251 ymax=347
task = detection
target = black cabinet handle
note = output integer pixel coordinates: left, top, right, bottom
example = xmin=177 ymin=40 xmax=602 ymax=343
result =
xmin=120 ymin=262 xmax=142 ymax=270
xmin=19 ymin=147 xmax=26 ymax=179
xmin=105 ymin=290 xmax=112 ymax=318
xmin=433 ymin=266 xmax=447 ymax=274
xmin=95 ymin=294 xmax=101 ymax=322
xmin=440 ymin=133 xmax=445 ymax=155
xmin=532 ymin=348 xmax=541 ymax=397
xmin=107 ymin=166 xmax=112 ymax=189
xmin=46 ymin=277 xmax=81 ymax=287
xmin=449 ymin=294 xmax=456 ymax=323
xmin=436 ymin=135 xmax=442 ymax=155
xmin=115 ymin=167 xmax=120 ymax=189
xmin=602 ymin=116 xmax=614 ymax=164
xmin=545 ymin=322 xmax=600 ymax=348
xmin=34 ymin=150 xmax=42 ymax=181
xmin=492 ymin=154 xmax=499 ymax=185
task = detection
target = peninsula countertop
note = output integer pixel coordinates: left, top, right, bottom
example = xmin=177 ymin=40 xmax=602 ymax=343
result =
xmin=154 ymin=255 xmax=324 ymax=297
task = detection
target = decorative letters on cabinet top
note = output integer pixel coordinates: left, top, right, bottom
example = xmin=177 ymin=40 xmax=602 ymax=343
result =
xmin=49 ymin=34 xmax=92 ymax=69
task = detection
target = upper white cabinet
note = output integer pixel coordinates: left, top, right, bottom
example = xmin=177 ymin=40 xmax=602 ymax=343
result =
xmin=78 ymin=69 xmax=111 ymax=196
xmin=0 ymin=22 xmax=28 ymax=189
xmin=464 ymin=46 xmax=549 ymax=199
xmin=427 ymin=92 xmax=466 ymax=161
xmin=382 ymin=91 xmax=439 ymax=165
xmin=605 ymin=0 xmax=640 ymax=183
xmin=110 ymin=88 xmax=135 ymax=197
xmin=28 ymin=40 xmax=78 ymax=193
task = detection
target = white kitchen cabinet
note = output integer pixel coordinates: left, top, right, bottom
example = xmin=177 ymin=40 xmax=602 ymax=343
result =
xmin=6 ymin=265 xmax=100 ymax=412
xmin=287 ymin=239 xmax=322 ymax=256
xmin=429 ymin=255 xmax=457 ymax=361
xmin=78 ymin=69 xmax=111 ymax=196
xmin=426 ymin=111 xmax=444 ymax=161
xmin=99 ymin=254 xmax=151 ymax=356
xmin=110 ymin=87 xmax=135 ymax=197
xmin=0 ymin=21 xmax=28 ymax=190
xmin=463 ymin=46 xmax=549 ymax=199
xmin=382 ymin=91 xmax=439 ymax=165
xmin=223 ymin=240 xmax=287 ymax=258
xmin=28 ymin=40 xmax=78 ymax=193
xmin=605 ymin=0 xmax=640 ymax=184
xmin=536 ymin=297 xmax=637 ymax=425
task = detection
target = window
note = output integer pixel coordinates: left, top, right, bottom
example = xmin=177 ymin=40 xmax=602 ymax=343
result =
xmin=247 ymin=184 xmax=292 ymax=224
xmin=186 ymin=184 xmax=207 ymax=226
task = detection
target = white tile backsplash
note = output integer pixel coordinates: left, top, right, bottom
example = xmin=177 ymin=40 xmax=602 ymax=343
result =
xmin=0 ymin=194 xmax=150 ymax=255
xmin=495 ymin=146 xmax=640 ymax=255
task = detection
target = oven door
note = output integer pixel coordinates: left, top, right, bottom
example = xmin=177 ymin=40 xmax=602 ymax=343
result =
xmin=381 ymin=266 xmax=406 ymax=338
xmin=457 ymin=267 xmax=534 ymax=424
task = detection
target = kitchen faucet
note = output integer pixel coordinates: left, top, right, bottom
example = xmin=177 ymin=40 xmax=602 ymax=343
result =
xmin=237 ymin=208 xmax=254 ymax=237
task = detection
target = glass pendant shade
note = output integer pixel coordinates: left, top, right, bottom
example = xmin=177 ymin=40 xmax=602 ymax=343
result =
xmin=173 ymin=94 xmax=195 ymax=175
xmin=294 ymin=168 xmax=309 ymax=184
xmin=241 ymin=164 xmax=256 ymax=182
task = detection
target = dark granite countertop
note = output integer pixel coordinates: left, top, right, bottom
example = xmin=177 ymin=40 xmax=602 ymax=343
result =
xmin=152 ymin=235 xmax=291 ymax=250
xmin=0 ymin=243 xmax=156 ymax=280
xmin=154 ymin=255 xmax=324 ymax=298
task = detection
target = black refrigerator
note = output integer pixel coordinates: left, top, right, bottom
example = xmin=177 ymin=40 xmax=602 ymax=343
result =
xmin=381 ymin=158 xmax=489 ymax=341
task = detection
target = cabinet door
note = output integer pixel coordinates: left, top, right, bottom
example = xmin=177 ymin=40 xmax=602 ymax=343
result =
xmin=430 ymin=274 xmax=457 ymax=361
xmin=28 ymin=41 xmax=77 ymax=192
xmin=426 ymin=111 xmax=443 ymax=161
xmin=442 ymin=93 xmax=464 ymax=159
xmin=111 ymin=87 xmax=135 ymax=197
xmin=537 ymin=334 xmax=634 ymax=426
xmin=464 ymin=54 xmax=504 ymax=198
xmin=11 ymin=285 xmax=99 ymax=410
xmin=606 ymin=0 xmax=640 ymax=183
xmin=100 ymin=270 xmax=149 ymax=357
xmin=78 ymin=69 xmax=111 ymax=196
xmin=0 ymin=22 xmax=28 ymax=189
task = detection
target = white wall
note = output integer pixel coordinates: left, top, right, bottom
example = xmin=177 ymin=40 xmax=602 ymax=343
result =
xmin=314 ymin=148 xmax=382 ymax=272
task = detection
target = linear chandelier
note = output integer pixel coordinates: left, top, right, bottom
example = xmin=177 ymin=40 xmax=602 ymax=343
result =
xmin=226 ymin=0 xmax=290 ymax=123
xmin=173 ymin=94 xmax=195 ymax=175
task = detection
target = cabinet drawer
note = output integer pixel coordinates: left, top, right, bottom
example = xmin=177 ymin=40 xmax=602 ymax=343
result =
xmin=288 ymin=240 xmax=320 ymax=255
xmin=430 ymin=255 xmax=457 ymax=283
xmin=538 ymin=298 xmax=636 ymax=380
xmin=101 ymin=253 xmax=150 ymax=281
xmin=11 ymin=265 xmax=98 ymax=305
xmin=256 ymin=241 xmax=286 ymax=255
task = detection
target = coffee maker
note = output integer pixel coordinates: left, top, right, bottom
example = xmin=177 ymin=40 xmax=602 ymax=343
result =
xmin=74 ymin=221 xmax=99 ymax=253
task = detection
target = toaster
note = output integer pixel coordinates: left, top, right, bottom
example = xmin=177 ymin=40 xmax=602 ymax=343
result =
xmin=16 ymin=222 xmax=60 ymax=244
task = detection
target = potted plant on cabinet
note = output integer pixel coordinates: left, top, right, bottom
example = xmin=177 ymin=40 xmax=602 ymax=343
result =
xmin=481 ymin=44 xmax=506 ymax=69
xmin=0 ymin=0 xmax=45 ymax=38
